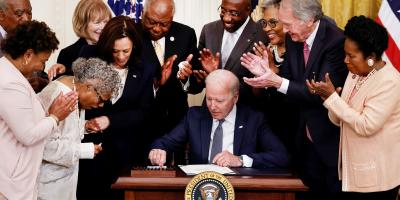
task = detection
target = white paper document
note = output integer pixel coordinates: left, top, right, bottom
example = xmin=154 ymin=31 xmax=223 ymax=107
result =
xmin=178 ymin=164 xmax=236 ymax=175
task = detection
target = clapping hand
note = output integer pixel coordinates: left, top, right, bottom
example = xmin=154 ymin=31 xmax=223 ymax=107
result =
xmin=199 ymin=48 xmax=220 ymax=73
xmin=159 ymin=55 xmax=177 ymax=86
xmin=306 ymin=73 xmax=342 ymax=101
xmin=240 ymin=50 xmax=269 ymax=77
xmin=177 ymin=54 xmax=193 ymax=81
xmin=242 ymin=50 xmax=283 ymax=88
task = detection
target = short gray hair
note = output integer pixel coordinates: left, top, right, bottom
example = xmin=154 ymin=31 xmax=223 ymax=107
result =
xmin=72 ymin=57 xmax=121 ymax=98
xmin=261 ymin=0 xmax=281 ymax=10
xmin=281 ymin=0 xmax=323 ymax=22
xmin=143 ymin=0 xmax=175 ymax=15
xmin=205 ymin=69 xmax=239 ymax=96
xmin=0 ymin=0 xmax=9 ymax=12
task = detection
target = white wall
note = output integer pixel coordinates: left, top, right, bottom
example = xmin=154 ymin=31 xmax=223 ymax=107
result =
xmin=31 ymin=0 xmax=221 ymax=70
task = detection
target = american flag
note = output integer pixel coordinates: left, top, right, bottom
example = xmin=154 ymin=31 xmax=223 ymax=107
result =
xmin=376 ymin=0 xmax=400 ymax=71
xmin=106 ymin=0 xmax=144 ymax=23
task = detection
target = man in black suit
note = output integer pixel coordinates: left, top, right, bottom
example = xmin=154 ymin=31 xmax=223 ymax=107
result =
xmin=179 ymin=0 xmax=268 ymax=107
xmin=149 ymin=69 xmax=289 ymax=168
xmin=241 ymin=0 xmax=348 ymax=199
xmin=139 ymin=0 xmax=202 ymax=165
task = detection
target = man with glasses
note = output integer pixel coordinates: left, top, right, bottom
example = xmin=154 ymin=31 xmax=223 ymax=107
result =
xmin=138 ymin=0 xmax=202 ymax=165
xmin=180 ymin=0 xmax=267 ymax=108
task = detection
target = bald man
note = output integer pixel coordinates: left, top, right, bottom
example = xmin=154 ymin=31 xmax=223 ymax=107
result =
xmin=138 ymin=0 xmax=202 ymax=165
xmin=149 ymin=69 xmax=289 ymax=168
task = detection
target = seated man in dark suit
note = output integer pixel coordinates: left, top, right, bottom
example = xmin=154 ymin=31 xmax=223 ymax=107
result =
xmin=149 ymin=69 xmax=289 ymax=168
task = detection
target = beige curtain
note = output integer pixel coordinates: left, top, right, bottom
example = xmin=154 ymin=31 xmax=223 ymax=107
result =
xmin=321 ymin=0 xmax=382 ymax=29
xmin=255 ymin=0 xmax=382 ymax=29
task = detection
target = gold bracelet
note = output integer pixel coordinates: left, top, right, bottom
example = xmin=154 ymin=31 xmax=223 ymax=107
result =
xmin=49 ymin=114 xmax=59 ymax=126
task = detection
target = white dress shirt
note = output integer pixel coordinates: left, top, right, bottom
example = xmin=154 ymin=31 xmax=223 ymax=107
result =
xmin=221 ymin=17 xmax=250 ymax=68
xmin=207 ymin=105 xmax=253 ymax=167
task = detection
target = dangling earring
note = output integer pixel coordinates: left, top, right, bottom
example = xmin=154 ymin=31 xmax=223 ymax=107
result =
xmin=367 ymin=58 xmax=374 ymax=67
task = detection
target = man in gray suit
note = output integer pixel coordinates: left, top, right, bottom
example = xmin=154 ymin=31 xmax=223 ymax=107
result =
xmin=180 ymin=0 xmax=268 ymax=106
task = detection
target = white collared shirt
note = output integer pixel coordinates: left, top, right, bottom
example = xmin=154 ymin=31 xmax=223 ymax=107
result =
xmin=207 ymin=105 xmax=253 ymax=167
xmin=0 ymin=25 xmax=7 ymax=38
xmin=277 ymin=20 xmax=320 ymax=94
xmin=220 ymin=17 xmax=250 ymax=67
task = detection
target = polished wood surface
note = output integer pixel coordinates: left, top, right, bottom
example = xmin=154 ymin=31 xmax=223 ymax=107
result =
xmin=112 ymin=169 xmax=308 ymax=200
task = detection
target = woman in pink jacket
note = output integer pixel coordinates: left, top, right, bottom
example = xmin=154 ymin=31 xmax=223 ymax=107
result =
xmin=307 ymin=16 xmax=400 ymax=199
xmin=0 ymin=21 xmax=77 ymax=200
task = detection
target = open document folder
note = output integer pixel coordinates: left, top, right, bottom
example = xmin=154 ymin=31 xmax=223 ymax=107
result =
xmin=178 ymin=164 xmax=236 ymax=175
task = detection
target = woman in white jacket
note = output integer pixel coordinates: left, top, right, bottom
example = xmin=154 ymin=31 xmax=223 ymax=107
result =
xmin=37 ymin=57 xmax=120 ymax=200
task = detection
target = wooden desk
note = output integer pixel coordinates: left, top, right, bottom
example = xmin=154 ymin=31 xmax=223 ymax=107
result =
xmin=112 ymin=169 xmax=308 ymax=200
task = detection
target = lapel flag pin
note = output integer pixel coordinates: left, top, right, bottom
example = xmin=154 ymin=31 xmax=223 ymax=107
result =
xmin=170 ymin=36 xmax=175 ymax=42
xmin=132 ymin=74 xmax=137 ymax=78
xmin=239 ymin=125 xmax=243 ymax=129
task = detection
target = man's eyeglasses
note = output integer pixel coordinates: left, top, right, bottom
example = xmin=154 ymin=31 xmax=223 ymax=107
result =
xmin=218 ymin=6 xmax=241 ymax=17
xmin=258 ymin=18 xmax=279 ymax=29
xmin=93 ymin=87 xmax=107 ymax=104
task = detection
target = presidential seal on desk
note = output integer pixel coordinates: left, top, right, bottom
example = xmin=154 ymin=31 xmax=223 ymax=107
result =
xmin=185 ymin=171 xmax=234 ymax=200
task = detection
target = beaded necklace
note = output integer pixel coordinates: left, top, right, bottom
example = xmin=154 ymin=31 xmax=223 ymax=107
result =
xmin=354 ymin=68 xmax=377 ymax=91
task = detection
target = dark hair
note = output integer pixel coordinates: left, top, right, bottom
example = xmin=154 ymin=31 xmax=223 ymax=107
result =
xmin=344 ymin=15 xmax=388 ymax=60
xmin=1 ymin=20 xmax=59 ymax=59
xmin=96 ymin=16 xmax=142 ymax=66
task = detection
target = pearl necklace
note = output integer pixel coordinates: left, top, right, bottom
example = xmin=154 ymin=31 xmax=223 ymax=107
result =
xmin=272 ymin=45 xmax=284 ymax=64
xmin=354 ymin=68 xmax=377 ymax=91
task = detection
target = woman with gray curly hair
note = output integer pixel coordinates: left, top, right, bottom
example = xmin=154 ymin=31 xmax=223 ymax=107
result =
xmin=37 ymin=57 xmax=120 ymax=200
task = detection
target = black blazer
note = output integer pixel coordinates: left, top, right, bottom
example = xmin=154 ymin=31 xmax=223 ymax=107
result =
xmin=57 ymin=38 xmax=88 ymax=76
xmin=198 ymin=18 xmax=268 ymax=106
xmin=279 ymin=17 xmax=348 ymax=166
xmin=151 ymin=105 xmax=290 ymax=168
xmin=138 ymin=21 xmax=202 ymax=141
xmin=79 ymin=45 xmax=154 ymax=166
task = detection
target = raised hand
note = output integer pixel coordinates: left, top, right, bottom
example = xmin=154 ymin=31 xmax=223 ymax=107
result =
xmin=177 ymin=54 xmax=193 ymax=81
xmin=306 ymin=73 xmax=341 ymax=101
xmin=193 ymin=70 xmax=208 ymax=83
xmin=148 ymin=149 xmax=167 ymax=167
xmin=48 ymin=91 xmax=78 ymax=122
xmin=159 ymin=55 xmax=177 ymax=86
xmin=199 ymin=48 xmax=220 ymax=73
xmin=47 ymin=63 xmax=66 ymax=81
xmin=253 ymin=41 xmax=268 ymax=57
xmin=240 ymin=51 xmax=269 ymax=77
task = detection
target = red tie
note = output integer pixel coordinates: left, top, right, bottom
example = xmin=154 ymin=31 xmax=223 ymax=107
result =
xmin=303 ymin=42 xmax=310 ymax=66
xmin=304 ymin=42 xmax=312 ymax=141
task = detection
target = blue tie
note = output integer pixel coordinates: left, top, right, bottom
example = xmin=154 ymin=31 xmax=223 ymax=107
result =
xmin=210 ymin=119 xmax=225 ymax=163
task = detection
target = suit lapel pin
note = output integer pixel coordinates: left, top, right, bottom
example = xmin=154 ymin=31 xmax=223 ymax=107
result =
xmin=247 ymin=39 xmax=251 ymax=42
xmin=132 ymin=74 xmax=137 ymax=78
xmin=238 ymin=125 xmax=243 ymax=129
xmin=170 ymin=36 xmax=175 ymax=42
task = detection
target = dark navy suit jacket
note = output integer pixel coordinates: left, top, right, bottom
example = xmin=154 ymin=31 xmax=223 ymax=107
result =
xmin=279 ymin=17 xmax=348 ymax=167
xmin=151 ymin=105 xmax=290 ymax=168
